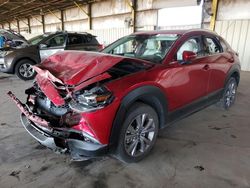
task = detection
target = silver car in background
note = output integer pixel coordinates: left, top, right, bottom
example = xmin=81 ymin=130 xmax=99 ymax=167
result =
xmin=0 ymin=31 xmax=102 ymax=80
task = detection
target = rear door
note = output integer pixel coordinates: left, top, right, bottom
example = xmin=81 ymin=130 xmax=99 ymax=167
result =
xmin=39 ymin=34 xmax=66 ymax=61
xmin=201 ymin=35 xmax=232 ymax=94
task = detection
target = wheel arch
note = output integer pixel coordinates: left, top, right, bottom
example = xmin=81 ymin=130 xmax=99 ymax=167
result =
xmin=13 ymin=57 xmax=38 ymax=74
xmin=231 ymin=71 xmax=240 ymax=85
xmin=225 ymin=64 xmax=240 ymax=86
xmin=109 ymin=85 xmax=168 ymax=149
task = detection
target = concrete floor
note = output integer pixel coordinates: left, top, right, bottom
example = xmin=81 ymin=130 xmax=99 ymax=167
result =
xmin=0 ymin=72 xmax=250 ymax=188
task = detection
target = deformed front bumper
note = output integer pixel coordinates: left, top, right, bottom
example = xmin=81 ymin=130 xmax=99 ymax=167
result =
xmin=8 ymin=91 xmax=108 ymax=160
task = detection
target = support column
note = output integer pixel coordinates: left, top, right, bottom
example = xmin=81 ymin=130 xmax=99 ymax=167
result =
xmin=126 ymin=0 xmax=137 ymax=32
xmin=87 ymin=3 xmax=92 ymax=30
xmin=74 ymin=1 xmax=91 ymax=30
xmin=131 ymin=0 xmax=137 ymax=32
xmin=210 ymin=0 xmax=219 ymax=31
xmin=17 ymin=19 xmax=20 ymax=33
xmin=42 ymin=15 xmax=45 ymax=33
xmin=61 ymin=10 xmax=64 ymax=31
xmin=27 ymin=17 xmax=31 ymax=33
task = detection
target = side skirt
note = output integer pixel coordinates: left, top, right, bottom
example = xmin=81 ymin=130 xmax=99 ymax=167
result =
xmin=166 ymin=89 xmax=223 ymax=127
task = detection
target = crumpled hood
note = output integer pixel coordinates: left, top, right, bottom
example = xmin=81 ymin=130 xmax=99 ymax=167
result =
xmin=33 ymin=50 xmax=153 ymax=106
xmin=34 ymin=51 xmax=127 ymax=85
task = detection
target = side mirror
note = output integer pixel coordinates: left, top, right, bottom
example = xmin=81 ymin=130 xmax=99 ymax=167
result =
xmin=39 ymin=43 xmax=48 ymax=49
xmin=182 ymin=50 xmax=197 ymax=62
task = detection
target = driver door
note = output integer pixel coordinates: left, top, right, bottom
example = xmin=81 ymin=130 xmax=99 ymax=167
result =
xmin=166 ymin=36 xmax=210 ymax=110
xmin=39 ymin=34 xmax=66 ymax=61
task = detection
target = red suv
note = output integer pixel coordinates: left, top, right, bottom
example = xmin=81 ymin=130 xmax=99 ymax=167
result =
xmin=8 ymin=29 xmax=240 ymax=162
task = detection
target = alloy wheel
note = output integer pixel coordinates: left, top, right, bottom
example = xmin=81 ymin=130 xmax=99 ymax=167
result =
xmin=225 ymin=80 xmax=237 ymax=108
xmin=124 ymin=113 xmax=156 ymax=157
xmin=19 ymin=63 xmax=35 ymax=78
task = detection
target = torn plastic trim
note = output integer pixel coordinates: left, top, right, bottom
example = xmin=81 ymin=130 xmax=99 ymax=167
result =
xmin=21 ymin=113 xmax=107 ymax=158
xmin=8 ymin=91 xmax=103 ymax=147
xmin=7 ymin=91 xmax=50 ymax=128
xmin=20 ymin=114 xmax=62 ymax=151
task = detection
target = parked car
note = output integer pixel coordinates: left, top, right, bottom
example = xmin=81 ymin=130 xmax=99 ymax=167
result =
xmin=0 ymin=31 xmax=102 ymax=80
xmin=8 ymin=29 xmax=240 ymax=162
xmin=0 ymin=29 xmax=29 ymax=48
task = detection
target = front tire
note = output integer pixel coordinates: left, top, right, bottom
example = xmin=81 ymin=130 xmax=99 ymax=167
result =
xmin=219 ymin=77 xmax=238 ymax=110
xmin=15 ymin=59 xmax=36 ymax=81
xmin=115 ymin=103 xmax=159 ymax=163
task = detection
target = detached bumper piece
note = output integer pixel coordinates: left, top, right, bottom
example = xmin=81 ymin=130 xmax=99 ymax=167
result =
xmin=8 ymin=91 xmax=108 ymax=161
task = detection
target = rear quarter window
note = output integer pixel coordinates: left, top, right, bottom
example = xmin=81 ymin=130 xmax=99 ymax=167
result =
xmin=82 ymin=35 xmax=99 ymax=45
xmin=204 ymin=37 xmax=221 ymax=54
xmin=67 ymin=34 xmax=83 ymax=45
xmin=219 ymin=37 xmax=229 ymax=52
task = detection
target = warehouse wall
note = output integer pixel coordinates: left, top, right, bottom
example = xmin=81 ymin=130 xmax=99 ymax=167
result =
xmin=215 ymin=0 xmax=250 ymax=71
xmin=2 ymin=0 xmax=197 ymax=44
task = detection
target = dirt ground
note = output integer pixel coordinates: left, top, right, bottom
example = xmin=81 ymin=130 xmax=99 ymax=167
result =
xmin=0 ymin=72 xmax=250 ymax=188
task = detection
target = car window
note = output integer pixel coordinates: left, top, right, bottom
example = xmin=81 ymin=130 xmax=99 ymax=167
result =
xmin=102 ymin=34 xmax=179 ymax=63
xmin=67 ymin=34 xmax=83 ymax=45
xmin=45 ymin=34 xmax=66 ymax=47
xmin=82 ymin=34 xmax=95 ymax=44
xmin=112 ymin=38 xmax=134 ymax=55
xmin=177 ymin=38 xmax=199 ymax=61
xmin=89 ymin=37 xmax=99 ymax=45
xmin=219 ymin=38 xmax=229 ymax=52
xmin=28 ymin=34 xmax=49 ymax=45
xmin=111 ymin=37 xmax=173 ymax=59
xmin=204 ymin=37 xmax=221 ymax=55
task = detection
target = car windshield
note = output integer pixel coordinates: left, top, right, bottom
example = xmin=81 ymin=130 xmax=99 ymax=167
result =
xmin=102 ymin=34 xmax=179 ymax=63
xmin=28 ymin=34 xmax=49 ymax=45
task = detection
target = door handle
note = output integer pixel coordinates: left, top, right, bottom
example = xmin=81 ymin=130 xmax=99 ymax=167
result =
xmin=202 ymin=64 xmax=210 ymax=71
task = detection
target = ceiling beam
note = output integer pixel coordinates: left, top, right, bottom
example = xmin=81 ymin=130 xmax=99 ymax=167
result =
xmin=0 ymin=0 xmax=99 ymax=25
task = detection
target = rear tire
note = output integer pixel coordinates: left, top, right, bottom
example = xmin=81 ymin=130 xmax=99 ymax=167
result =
xmin=15 ymin=59 xmax=36 ymax=81
xmin=115 ymin=102 xmax=159 ymax=163
xmin=218 ymin=77 xmax=237 ymax=110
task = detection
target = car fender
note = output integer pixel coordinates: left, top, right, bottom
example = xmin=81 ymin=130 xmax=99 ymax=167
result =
xmin=109 ymin=85 xmax=168 ymax=148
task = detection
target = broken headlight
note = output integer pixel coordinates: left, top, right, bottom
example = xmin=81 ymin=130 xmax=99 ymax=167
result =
xmin=69 ymin=85 xmax=113 ymax=112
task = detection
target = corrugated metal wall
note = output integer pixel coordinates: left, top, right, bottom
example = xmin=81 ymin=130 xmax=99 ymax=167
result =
xmin=215 ymin=0 xmax=250 ymax=71
xmin=215 ymin=20 xmax=250 ymax=71
xmin=87 ymin=28 xmax=133 ymax=45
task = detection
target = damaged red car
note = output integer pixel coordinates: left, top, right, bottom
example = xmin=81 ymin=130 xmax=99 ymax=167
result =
xmin=8 ymin=29 xmax=240 ymax=162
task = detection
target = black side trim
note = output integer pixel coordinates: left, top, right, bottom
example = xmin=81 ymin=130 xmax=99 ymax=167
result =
xmin=67 ymin=139 xmax=108 ymax=158
xmin=109 ymin=85 xmax=168 ymax=149
xmin=168 ymin=89 xmax=223 ymax=125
